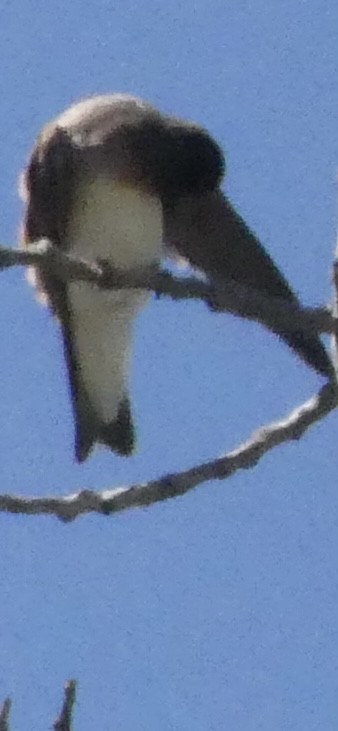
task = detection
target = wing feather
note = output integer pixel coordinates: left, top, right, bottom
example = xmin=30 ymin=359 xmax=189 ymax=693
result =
xmin=164 ymin=189 xmax=333 ymax=377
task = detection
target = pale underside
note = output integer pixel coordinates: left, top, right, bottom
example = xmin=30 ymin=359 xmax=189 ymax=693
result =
xmin=66 ymin=177 xmax=163 ymax=423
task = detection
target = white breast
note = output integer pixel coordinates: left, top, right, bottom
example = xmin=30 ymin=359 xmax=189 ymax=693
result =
xmin=66 ymin=178 xmax=163 ymax=424
xmin=68 ymin=177 xmax=163 ymax=267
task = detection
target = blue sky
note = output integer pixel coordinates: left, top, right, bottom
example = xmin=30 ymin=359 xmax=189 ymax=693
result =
xmin=0 ymin=1 xmax=337 ymax=729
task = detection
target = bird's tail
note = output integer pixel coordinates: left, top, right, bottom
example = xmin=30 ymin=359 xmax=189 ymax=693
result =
xmin=75 ymin=394 xmax=136 ymax=463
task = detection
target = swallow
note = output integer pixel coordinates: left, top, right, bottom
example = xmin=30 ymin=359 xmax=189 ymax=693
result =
xmin=20 ymin=93 xmax=333 ymax=461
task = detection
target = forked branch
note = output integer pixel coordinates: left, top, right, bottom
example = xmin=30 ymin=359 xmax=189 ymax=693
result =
xmin=0 ymin=681 xmax=77 ymax=731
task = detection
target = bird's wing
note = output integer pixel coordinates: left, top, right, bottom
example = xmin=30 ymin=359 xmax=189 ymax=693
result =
xmin=21 ymin=125 xmax=135 ymax=461
xmin=164 ymin=189 xmax=332 ymax=377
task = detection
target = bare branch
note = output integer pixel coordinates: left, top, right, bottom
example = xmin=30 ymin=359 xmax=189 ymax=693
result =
xmin=53 ymin=680 xmax=77 ymax=731
xmin=0 ymin=683 xmax=77 ymax=731
xmin=0 ymin=241 xmax=335 ymax=336
xmin=0 ymin=698 xmax=11 ymax=731
xmin=332 ymin=223 xmax=338 ymax=368
xmin=0 ymin=382 xmax=336 ymax=522
xmin=1 ymin=240 xmax=336 ymax=515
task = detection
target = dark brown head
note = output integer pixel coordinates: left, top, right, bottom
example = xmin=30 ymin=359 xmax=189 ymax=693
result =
xmin=22 ymin=93 xmax=226 ymax=215
xmin=120 ymin=112 xmax=225 ymax=201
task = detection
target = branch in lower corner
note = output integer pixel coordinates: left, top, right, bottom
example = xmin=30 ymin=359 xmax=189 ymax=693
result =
xmin=0 ymin=382 xmax=336 ymax=522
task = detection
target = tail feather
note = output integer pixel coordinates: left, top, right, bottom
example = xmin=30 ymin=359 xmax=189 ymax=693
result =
xmin=99 ymin=397 xmax=136 ymax=457
xmin=75 ymin=395 xmax=136 ymax=463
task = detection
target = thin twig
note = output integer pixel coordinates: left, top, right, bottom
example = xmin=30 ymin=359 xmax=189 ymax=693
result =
xmin=0 ymin=698 xmax=11 ymax=731
xmin=53 ymin=680 xmax=77 ymax=731
xmin=0 ymin=382 xmax=336 ymax=522
xmin=0 ymin=241 xmax=335 ymax=335
xmin=332 ymin=218 xmax=338 ymax=369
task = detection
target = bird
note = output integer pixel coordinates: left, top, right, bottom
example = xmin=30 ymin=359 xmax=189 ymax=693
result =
xmin=20 ymin=93 xmax=333 ymax=462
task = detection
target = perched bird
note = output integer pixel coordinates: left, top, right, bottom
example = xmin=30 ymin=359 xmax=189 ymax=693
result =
xmin=20 ymin=93 xmax=332 ymax=462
